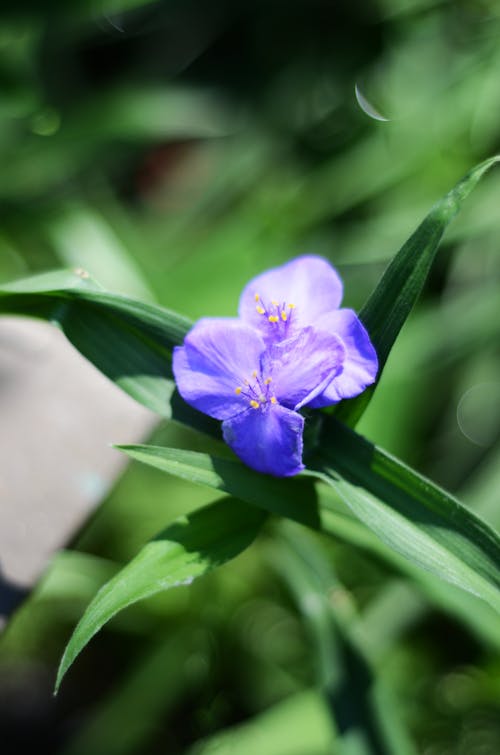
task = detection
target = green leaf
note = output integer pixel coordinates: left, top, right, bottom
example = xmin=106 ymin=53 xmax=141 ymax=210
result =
xmin=270 ymin=522 xmax=417 ymax=755
xmin=319 ymin=489 xmax=500 ymax=652
xmin=118 ymin=440 xmax=498 ymax=628
xmin=187 ymin=690 xmax=336 ymax=755
xmin=117 ymin=445 xmax=320 ymax=530
xmin=334 ymin=155 xmax=500 ymax=427
xmin=0 ymin=270 xmax=216 ymax=431
xmin=55 ymin=497 xmax=266 ymax=693
xmin=311 ymin=419 xmax=500 ymax=613
xmin=2 ymin=154 xmax=497 ymax=434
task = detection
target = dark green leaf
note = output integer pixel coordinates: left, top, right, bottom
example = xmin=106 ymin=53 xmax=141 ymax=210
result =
xmin=311 ymin=419 xmax=500 ymax=612
xmin=118 ymin=442 xmax=500 ymax=615
xmin=334 ymin=155 xmax=500 ymax=426
xmin=0 ymin=270 xmax=217 ymax=432
xmin=318 ymin=487 xmax=500 ymax=652
xmin=117 ymin=445 xmax=320 ymax=530
xmin=271 ymin=522 xmax=417 ymax=755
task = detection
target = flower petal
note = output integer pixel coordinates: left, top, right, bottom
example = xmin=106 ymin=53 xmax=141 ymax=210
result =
xmin=239 ymin=255 xmax=343 ymax=341
xmin=262 ymin=327 xmax=345 ymax=410
xmin=173 ymin=318 xmax=266 ymax=420
xmin=222 ymin=404 xmax=304 ymax=476
xmin=308 ymin=309 xmax=378 ymax=407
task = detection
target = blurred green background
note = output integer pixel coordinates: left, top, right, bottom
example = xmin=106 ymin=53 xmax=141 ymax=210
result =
xmin=1 ymin=0 xmax=500 ymax=753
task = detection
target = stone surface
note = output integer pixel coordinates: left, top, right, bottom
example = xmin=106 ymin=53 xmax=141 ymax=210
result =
xmin=0 ymin=317 xmax=155 ymax=597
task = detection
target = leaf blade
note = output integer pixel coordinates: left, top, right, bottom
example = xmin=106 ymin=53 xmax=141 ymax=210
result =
xmin=118 ymin=442 xmax=499 ymax=628
xmin=55 ymin=496 xmax=266 ymax=692
xmin=334 ymin=155 xmax=500 ymax=426
xmin=0 ymin=271 xmax=218 ymax=432
xmin=311 ymin=420 xmax=500 ymax=612
xmin=117 ymin=444 xmax=320 ymax=530
xmin=271 ymin=522 xmax=418 ymax=755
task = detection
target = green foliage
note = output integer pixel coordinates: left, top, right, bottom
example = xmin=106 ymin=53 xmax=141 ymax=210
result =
xmin=117 ymin=445 xmax=320 ymax=529
xmin=2 ymin=2 xmax=500 ymax=752
xmin=269 ymin=522 xmax=418 ymax=755
xmin=0 ymin=270 xmax=189 ymax=416
xmin=314 ymin=420 xmax=500 ymax=611
xmin=2 ymin=159 xmax=500 ymax=702
xmin=55 ymin=497 xmax=266 ymax=693
xmin=335 ymin=156 xmax=500 ymax=427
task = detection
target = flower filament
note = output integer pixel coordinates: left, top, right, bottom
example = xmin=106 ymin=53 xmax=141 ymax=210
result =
xmin=234 ymin=370 xmax=277 ymax=409
xmin=254 ymin=293 xmax=295 ymax=330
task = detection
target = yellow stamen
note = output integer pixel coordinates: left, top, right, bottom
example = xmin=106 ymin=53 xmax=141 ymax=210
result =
xmin=270 ymin=396 xmax=277 ymax=404
xmin=271 ymin=299 xmax=279 ymax=306
xmin=281 ymin=311 xmax=287 ymax=322
xmin=268 ymin=315 xmax=279 ymax=323
xmin=288 ymin=303 xmax=295 ymax=309
xmin=252 ymin=370 xmax=258 ymax=378
xmin=235 ymin=387 xmax=242 ymax=395
xmin=264 ymin=377 xmax=272 ymax=384
xmin=254 ymin=293 xmax=260 ymax=301
xmin=250 ymin=400 xmax=260 ymax=409
xmin=256 ymin=306 xmax=265 ymax=314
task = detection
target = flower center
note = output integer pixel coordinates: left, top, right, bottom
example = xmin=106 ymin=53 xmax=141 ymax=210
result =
xmin=234 ymin=370 xmax=277 ymax=410
xmin=254 ymin=293 xmax=295 ymax=329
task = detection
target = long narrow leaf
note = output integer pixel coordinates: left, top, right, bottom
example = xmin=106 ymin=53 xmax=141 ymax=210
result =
xmin=117 ymin=445 xmax=320 ymax=529
xmin=55 ymin=496 xmax=266 ymax=692
xmin=319 ymin=491 xmax=500 ymax=652
xmin=311 ymin=420 xmax=500 ymax=612
xmin=118 ymin=442 xmax=500 ymax=613
xmin=334 ymin=155 xmax=500 ymax=426
xmin=0 ymin=271 xmax=217 ymax=432
xmin=271 ymin=523 xmax=417 ymax=755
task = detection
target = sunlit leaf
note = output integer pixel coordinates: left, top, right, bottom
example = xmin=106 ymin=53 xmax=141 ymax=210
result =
xmin=118 ymin=441 xmax=500 ymax=614
xmin=55 ymin=497 xmax=266 ymax=692
xmin=334 ymin=155 xmax=500 ymax=427
xmin=311 ymin=419 xmax=500 ymax=613
xmin=117 ymin=445 xmax=320 ymax=530
xmin=319 ymin=490 xmax=500 ymax=652
xmin=0 ymin=270 xmax=207 ymax=428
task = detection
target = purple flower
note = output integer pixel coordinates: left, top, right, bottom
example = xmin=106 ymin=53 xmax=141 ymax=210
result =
xmin=173 ymin=255 xmax=378 ymax=476
xmin=173 ymin=320 xmax=345 ymax=476
xmin=238 ymin=255 xmax=378 ymax=406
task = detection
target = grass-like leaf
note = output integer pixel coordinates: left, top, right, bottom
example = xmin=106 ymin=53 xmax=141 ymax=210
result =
xmin=119 ymin=442 xmax=500 ymax=613
xmin=271 ymin=523 xmax=418 ymax=755
xmin=4 ymin=164 xmax=500 ymax=678
xmin=0 ymin=270 xmax=218 ymax=433
xmin=55 ymin=496 xmax=266 ymax=693
xmin=117 ymin=445 xmax=320 ymax=530
xmin=2 ymin=157 xmax=498 ymax=433
xmin=319 ymin=489 xmax=500 ymax=652
xmin=311 ymin=419 xmax=500 ymax=613
xmin=334 ymin=155 xmax=500 ymax=427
